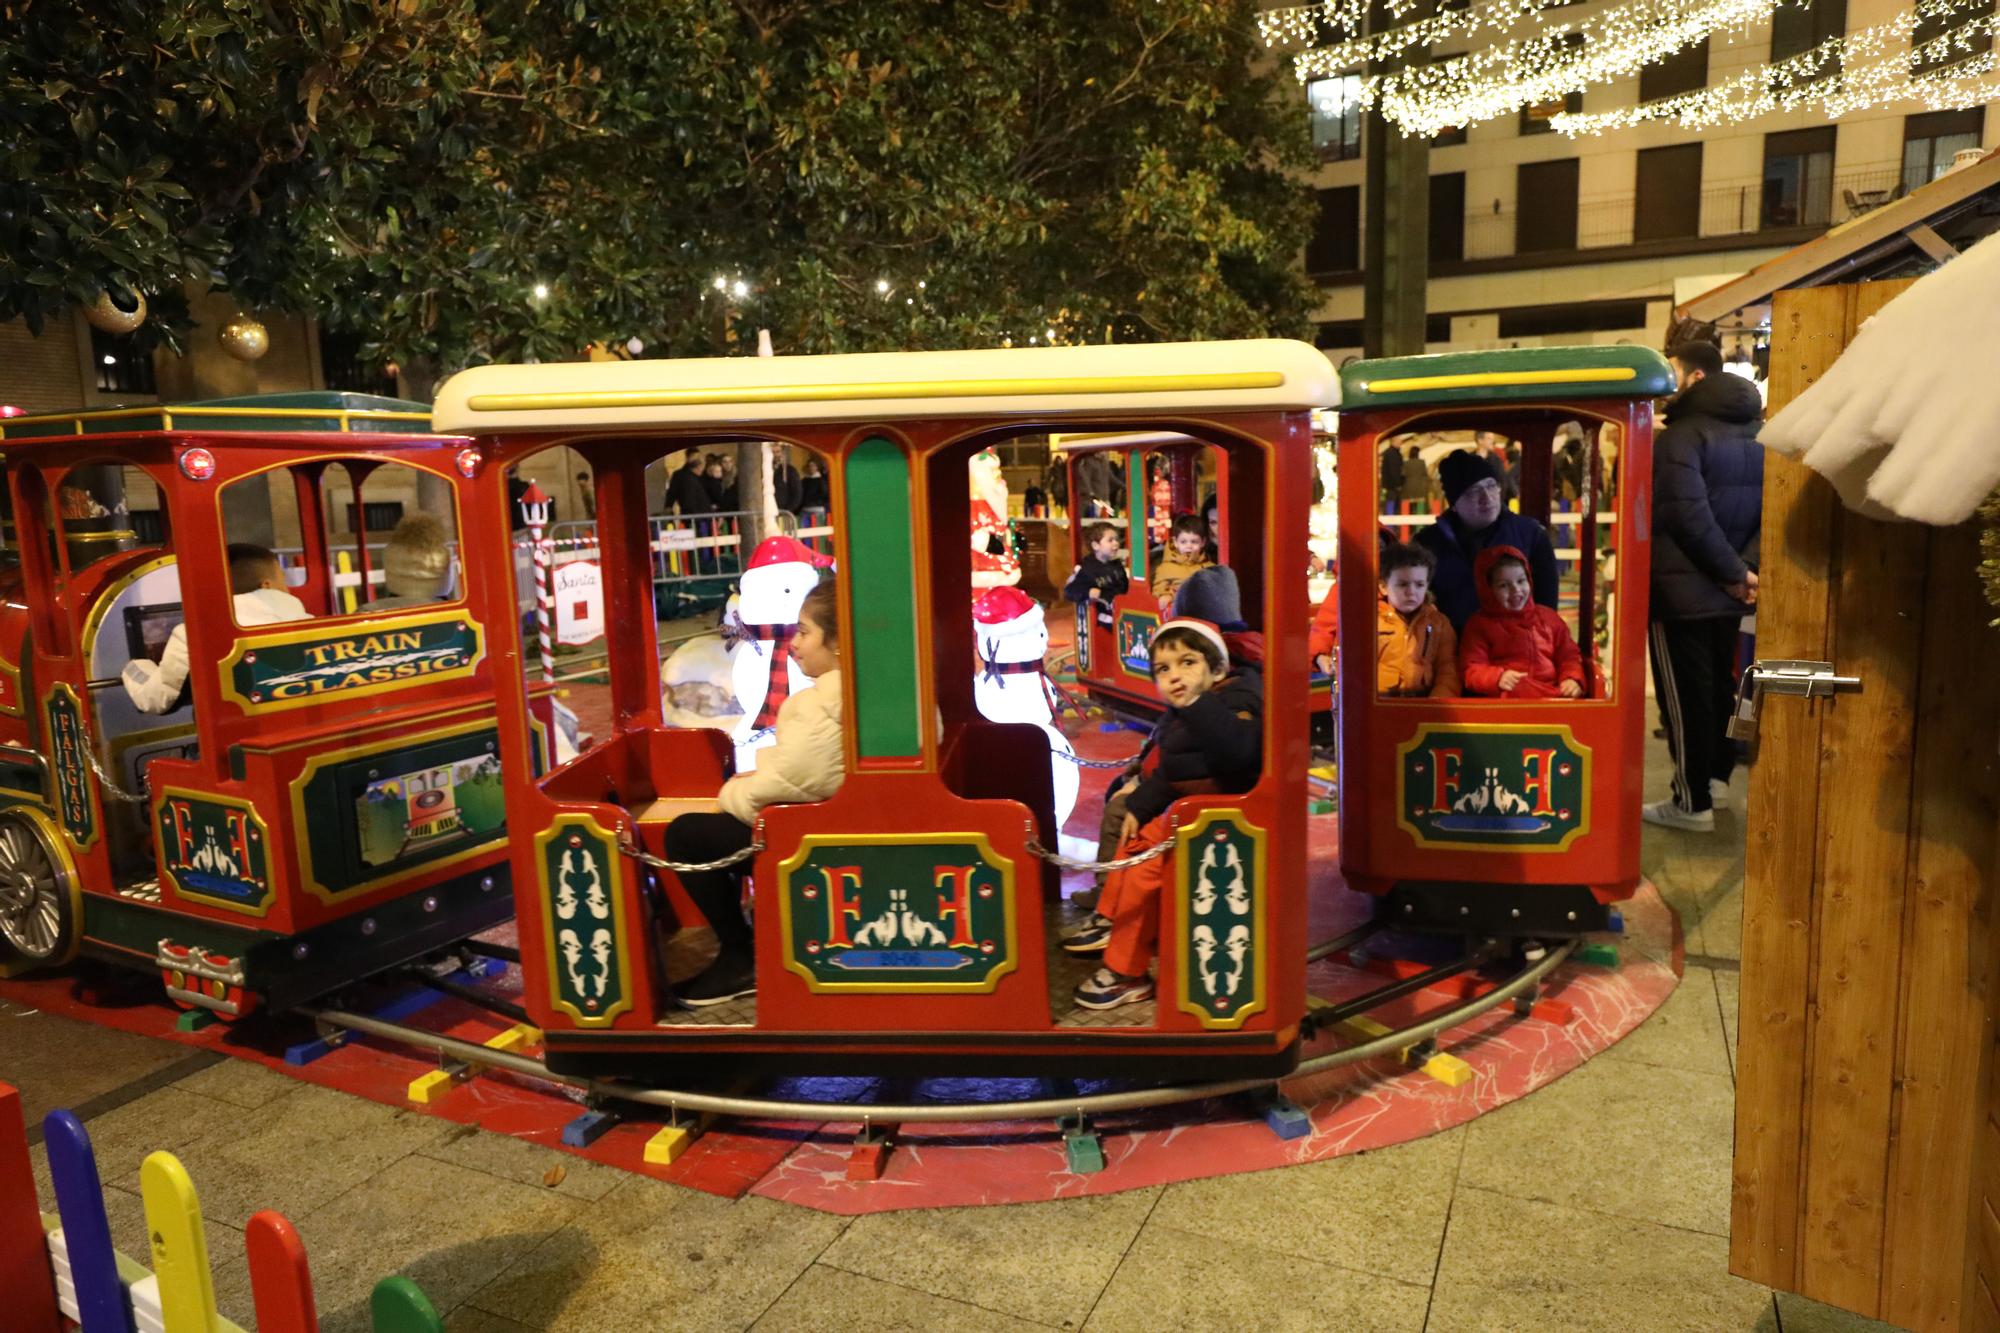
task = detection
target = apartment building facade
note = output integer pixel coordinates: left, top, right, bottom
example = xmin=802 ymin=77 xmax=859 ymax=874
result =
xmin=1296 ymin=0 xmax=1998 ymax=356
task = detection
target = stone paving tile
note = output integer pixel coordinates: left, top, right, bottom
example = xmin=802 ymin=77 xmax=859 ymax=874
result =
xmin=1083 ymin=1222 xmax=1429 ymax=1333
xmin=1714 ymin=967 xmax=1741 ymax=1080
xmin=1149 ymin=1127 xmax=1459 ymax=1285
xmin=209 ymin=1155 xmax=581 ymax=1333
xmin=1599 ymin=964 xmax=1731 ymax=1077
xmin=95 ymin=1183 xmax=251 ymax=1325
xmin=29 ymin=1085 xmax=227 ymax=1205
xmin=753 ymin=1264 xmax=1057 ymax=1332
xmin=418 ymin=1120 xmax=626 ymax=1202
xmin=464 ymin=1176 xmax=847 ymax=1332
xmin=152 ymin=1082 xmax=458 ymax=1228
xmin=819 ymin=1187 xmax=1158 ymax=1330
xmin=1427 ymin=1189 xmax=1775 ymax=1332
xmin=1774 ymin=1291 xmax=1909 ymax=1331
xmin=0 ymin=1008 xmax=195 ymax=1124
xmin=444 ymin=1310 xmax=538 ymax=1333
xmin=172 ymin=1056 xmax=298 ymax=1109
xmin=1458 ymin=1056 xmax=1737 ymax=1237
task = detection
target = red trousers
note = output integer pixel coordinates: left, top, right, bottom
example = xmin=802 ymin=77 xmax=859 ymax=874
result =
xmin=1099 ymin=816 xmax=1174 ymax=977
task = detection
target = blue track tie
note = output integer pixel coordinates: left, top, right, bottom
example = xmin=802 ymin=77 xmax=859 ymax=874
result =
xmin=561 ymin=1109 xmax=620 ymax=1148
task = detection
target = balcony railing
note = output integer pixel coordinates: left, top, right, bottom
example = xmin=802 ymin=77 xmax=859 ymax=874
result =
xmin=1456 ymin=161 xmax=1911 ymax=261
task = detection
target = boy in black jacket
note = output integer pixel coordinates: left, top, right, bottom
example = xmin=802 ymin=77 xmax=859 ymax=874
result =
xmin=1062 ymin=523 xmax=1131 ymax=627
xmin=1064 ymin=618 xmax=1263 ymax=1010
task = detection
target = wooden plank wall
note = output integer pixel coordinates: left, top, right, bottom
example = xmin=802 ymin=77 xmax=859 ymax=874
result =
xmin=1730 ymin=280 xmax=2000 ymax=1332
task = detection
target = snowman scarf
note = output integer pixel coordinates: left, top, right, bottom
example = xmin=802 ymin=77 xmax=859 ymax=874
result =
xmin=724 ymin=610 xmax=799 ymax=728
xmin=981 ymin=636 xmax=1065 ymax=718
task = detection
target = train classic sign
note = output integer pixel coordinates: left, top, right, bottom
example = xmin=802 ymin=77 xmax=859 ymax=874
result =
xmin=778 ymin=834 xmax=1018 ymax=992
xmin=1395 ymin=723 xmax=1592 ymax=852
xmin=222 ymin=612 xmax=485 ymax=711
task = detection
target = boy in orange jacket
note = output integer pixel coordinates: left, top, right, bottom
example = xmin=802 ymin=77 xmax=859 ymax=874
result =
xmin=1459 ymin=546 xmax=1586 ymax=698
xmin=1373 ymin=542 xmax=1460 ymax=697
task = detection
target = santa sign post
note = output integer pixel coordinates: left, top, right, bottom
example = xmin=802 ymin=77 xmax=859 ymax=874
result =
xmin=518 ymin=481 xmax=555 ymax=683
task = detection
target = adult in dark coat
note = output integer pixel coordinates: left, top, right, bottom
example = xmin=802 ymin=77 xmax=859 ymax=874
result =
xmin=666 ymin=456 xmax=717 ymax=516
xmin=1379 ymin=441 xmax=1405 ymax=502
xmin=799 ymin=457 xmax=830 ymax=514
xmin=1645 ymin=341 xmax=1763 ymax=830
xmin=771 ymin=453 xmax=804 ymax=514
xmin=1417 ymin=451 xmax=1560 ymax=631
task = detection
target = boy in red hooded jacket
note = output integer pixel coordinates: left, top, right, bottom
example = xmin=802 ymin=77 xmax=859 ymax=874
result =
xmin=1459 ymin=546 xmax=1586 ymax=698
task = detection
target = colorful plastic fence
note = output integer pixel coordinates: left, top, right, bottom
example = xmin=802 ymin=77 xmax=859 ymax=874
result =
xmin=0 ymin=1080 xmax=446 ymax=1333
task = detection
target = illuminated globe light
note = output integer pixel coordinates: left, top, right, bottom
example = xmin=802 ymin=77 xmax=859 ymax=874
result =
xmin=178 ymin=447 xmax=217 ymax=481
xmin=532 ymin=283 xmax=551 ymax=301
xmin=455 ymin=448 xmax=483 ymax=479
xmin=970 ymin=587 xmax=1080 ymax=830
xmin=733 ymin=280 xmax=748 ymax=297
xmin=626 ymin=337 xmax=645 ymax=355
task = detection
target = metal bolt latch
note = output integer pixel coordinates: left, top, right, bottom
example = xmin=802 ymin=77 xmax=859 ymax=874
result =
xmin=1728 ymin=659 xmax=1864 ymax=743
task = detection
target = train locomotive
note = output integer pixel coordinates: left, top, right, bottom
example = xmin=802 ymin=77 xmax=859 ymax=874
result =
xmin=0 ymin=393 xmax=566 ymax=1016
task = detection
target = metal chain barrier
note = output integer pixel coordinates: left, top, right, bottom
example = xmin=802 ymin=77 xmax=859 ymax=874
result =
xmin=81 ymin=724 xmax=150 ymax=804
xmin=617 ymin=836 xmax=766 ymax=874
xmin=1055 ymin=749 xmax=1139 ymax=769
xmin=1023 ymin=836 xmax=1175 ymax=873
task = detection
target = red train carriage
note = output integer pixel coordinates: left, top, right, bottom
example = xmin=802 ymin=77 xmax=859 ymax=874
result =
xmin=0 ymin=394 xmax=557 ymax=1015
xmin=433 ymin=341 xmax=1332 ymax=1078
xmin=1060 ymin=431 xmax=1334 ymax=722
xmin=1334 ymin=348 xmax=1674 ymax=935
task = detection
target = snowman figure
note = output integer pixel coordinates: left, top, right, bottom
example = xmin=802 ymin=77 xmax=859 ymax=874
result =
xmin=971 ymin=587 xmax=1078 ymax=829
xmin=726 ymin=535 xmax=833 ymax=772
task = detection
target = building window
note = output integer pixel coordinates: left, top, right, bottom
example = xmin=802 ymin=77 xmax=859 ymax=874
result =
xmin=1913 ymin=0 xmax=1995 ymax=73
xmin=1516 ymin=158 xmax=1580 ymax=253
xmin=1430 ymin=171 xmax=1467 ymax=263
xmin=1521 ymin=36 xmax=1585 ymax=134
xmin=1762 ymin=126 xmax=1836 ymax=228
xmin=1307 ymin=74 xmax=1364 ymax=162
xmin=1640 ymin=37 xmax=1709 ymax=103
xmin=1307 ymin=185 xmax=1362 ymax=276
xmin=1770 ymin=0 xmax=1846 ymax=74
xmin=1634 ymin=142 xmax=1704 ymax=241
xmin=320 ymin=328 xmax=400 ymax=397
xmin=1903 ymin=108 xmax=1985 ymax=191
xmin=90 ymin=327 xmax=156 ymax=396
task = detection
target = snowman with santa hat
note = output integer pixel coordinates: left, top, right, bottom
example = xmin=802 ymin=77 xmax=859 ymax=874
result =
xmin=971 ymin=586 xmax=1078 ymax=829
xmin=725 ymin=534 xmax=834 ymax=772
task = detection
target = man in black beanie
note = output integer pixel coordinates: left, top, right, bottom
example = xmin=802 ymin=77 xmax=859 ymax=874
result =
xmin=1418 ymin=449 xmax=1560 ymax=630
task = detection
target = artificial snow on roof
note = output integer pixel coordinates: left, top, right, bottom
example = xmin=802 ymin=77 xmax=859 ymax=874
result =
xmin=1760 ymin=230 xmax=2000 ymax=526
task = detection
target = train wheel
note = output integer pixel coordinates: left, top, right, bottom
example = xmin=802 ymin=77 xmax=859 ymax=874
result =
xmin=0 ymin=809 xmax=79 ymax=968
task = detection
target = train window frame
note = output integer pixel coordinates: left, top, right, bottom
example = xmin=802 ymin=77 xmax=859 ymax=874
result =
xmin=51 ymin=460 xmax=168 ymax=578
xmin=216 ymin=457 xmax=468 ymax=631
xmin=1366 ymin=406 xmax=1623 ymax=706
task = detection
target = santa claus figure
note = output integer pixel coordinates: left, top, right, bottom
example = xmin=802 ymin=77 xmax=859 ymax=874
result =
xmin=723 ymin=534 xmax=833 ymax=772
xmin=971 ymin=586 xmax=1079 ymax=828
xmin=969 ymin=449 xmax=1021 ymax=590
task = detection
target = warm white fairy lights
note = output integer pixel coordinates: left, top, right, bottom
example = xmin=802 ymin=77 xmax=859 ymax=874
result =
xmin=1550 ymin=0 xmax=2000 ymax=132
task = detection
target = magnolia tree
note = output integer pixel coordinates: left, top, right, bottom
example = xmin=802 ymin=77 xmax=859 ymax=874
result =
xmin=1 ymin=0 xmax=1318 ymax=373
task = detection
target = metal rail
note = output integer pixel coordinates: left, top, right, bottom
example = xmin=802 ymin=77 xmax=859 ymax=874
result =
xmin=303 ymin=939 xmax=1574 ymax=1125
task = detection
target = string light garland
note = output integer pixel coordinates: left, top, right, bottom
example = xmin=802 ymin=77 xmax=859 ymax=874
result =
xmin=1550 ymin=0 xmax=2000 ymax=132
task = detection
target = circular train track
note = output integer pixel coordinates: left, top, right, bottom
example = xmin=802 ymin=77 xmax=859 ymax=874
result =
xmin=304 ymin=935 xmax=1575 ymax=1126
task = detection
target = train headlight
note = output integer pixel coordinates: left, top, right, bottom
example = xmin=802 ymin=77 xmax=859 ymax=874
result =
xmin=455 ymin=447 xmax=483 ymax=478
xmin=177 ymin=447 xmax=217 ymax=481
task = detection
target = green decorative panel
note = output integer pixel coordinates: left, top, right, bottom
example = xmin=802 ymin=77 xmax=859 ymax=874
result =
xmin=778 ymin=834 xmax=1017 ymax=992
xmin=1116 ymin=609 xmax=1158 ymax=679
xmin=536 ymin=816 xmax=633 ymax=1025
xmin=1073 ymin=601 xmax=1092 ymax=675
xmin=291 ymin=723 xmax=507 ymax=900
xmin=1175 ymin=812 xmax=1267 ymax=1029
xmin=1126 ymin=450 xmax=1149 ymax=583
xmin=43 ymin=684 xmax=97 ymax=849
xmin=155 ymin=789 xmax=273 ymax=916
xmin=222 ymin=613 xmax=483 ymax=712
xmin=1339 ymin=346 xmax=1675 ymax=412
xmin=844 ymin=437 xmax=921 ymax=758
xmin=1397 ymin=723 xmax=1592 ymax=851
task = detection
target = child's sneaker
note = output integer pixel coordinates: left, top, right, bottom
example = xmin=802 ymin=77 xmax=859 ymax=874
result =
xmin=1074 ymin=967 xmax=1154 ymax=1010
xmin=1641 ymin=798 xmax=1714 ymax=832
xmin=680 ymin=950 xmax=757 ymax=1007
xmin=1061 ymin=914 xmax=1113 ymax=955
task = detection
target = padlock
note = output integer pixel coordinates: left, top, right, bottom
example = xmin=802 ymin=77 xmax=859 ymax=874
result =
xmin=1726 ymin=671 xmax=1760 ymax=742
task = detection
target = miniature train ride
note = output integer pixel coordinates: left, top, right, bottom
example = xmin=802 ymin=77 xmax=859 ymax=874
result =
xmin=0 ymin=393 xmax=570 ymax=1017
xmin=416 ymin=339 xmax=1670 ymax=1083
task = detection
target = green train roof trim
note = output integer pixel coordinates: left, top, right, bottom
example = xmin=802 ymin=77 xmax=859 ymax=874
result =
xmin=1 ymin=391 xmax=435 ymax=441
xmin=1337 ymin=346 xmax=1676 ymax=412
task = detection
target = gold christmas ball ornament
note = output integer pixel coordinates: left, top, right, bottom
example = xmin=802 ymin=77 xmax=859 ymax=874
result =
xmin=83 ymin=288 xmax=147 ymax=335
xmin=219 ymin=315 xmax=270 ymax=361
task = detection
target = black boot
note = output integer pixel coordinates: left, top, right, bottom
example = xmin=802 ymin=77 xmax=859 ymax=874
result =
xmin=680 ymin=948 xmax=756 ymax=1007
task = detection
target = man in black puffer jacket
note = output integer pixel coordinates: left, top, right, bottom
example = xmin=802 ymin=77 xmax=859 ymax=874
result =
xmin=1645 ymin=341 xmax=1763 ymax=832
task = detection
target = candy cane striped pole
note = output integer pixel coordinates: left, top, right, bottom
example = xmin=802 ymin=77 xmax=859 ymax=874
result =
xmin=519 ymin=483 xmax=556 ymax=683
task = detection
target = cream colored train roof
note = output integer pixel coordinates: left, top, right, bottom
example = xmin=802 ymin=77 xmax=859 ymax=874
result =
xmin=431 ymin=340 xmax=1338 ymax=434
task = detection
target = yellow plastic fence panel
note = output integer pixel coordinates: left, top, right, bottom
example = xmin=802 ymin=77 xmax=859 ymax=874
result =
xmin=139 ymin=1151 xmax=221 ymax=1333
